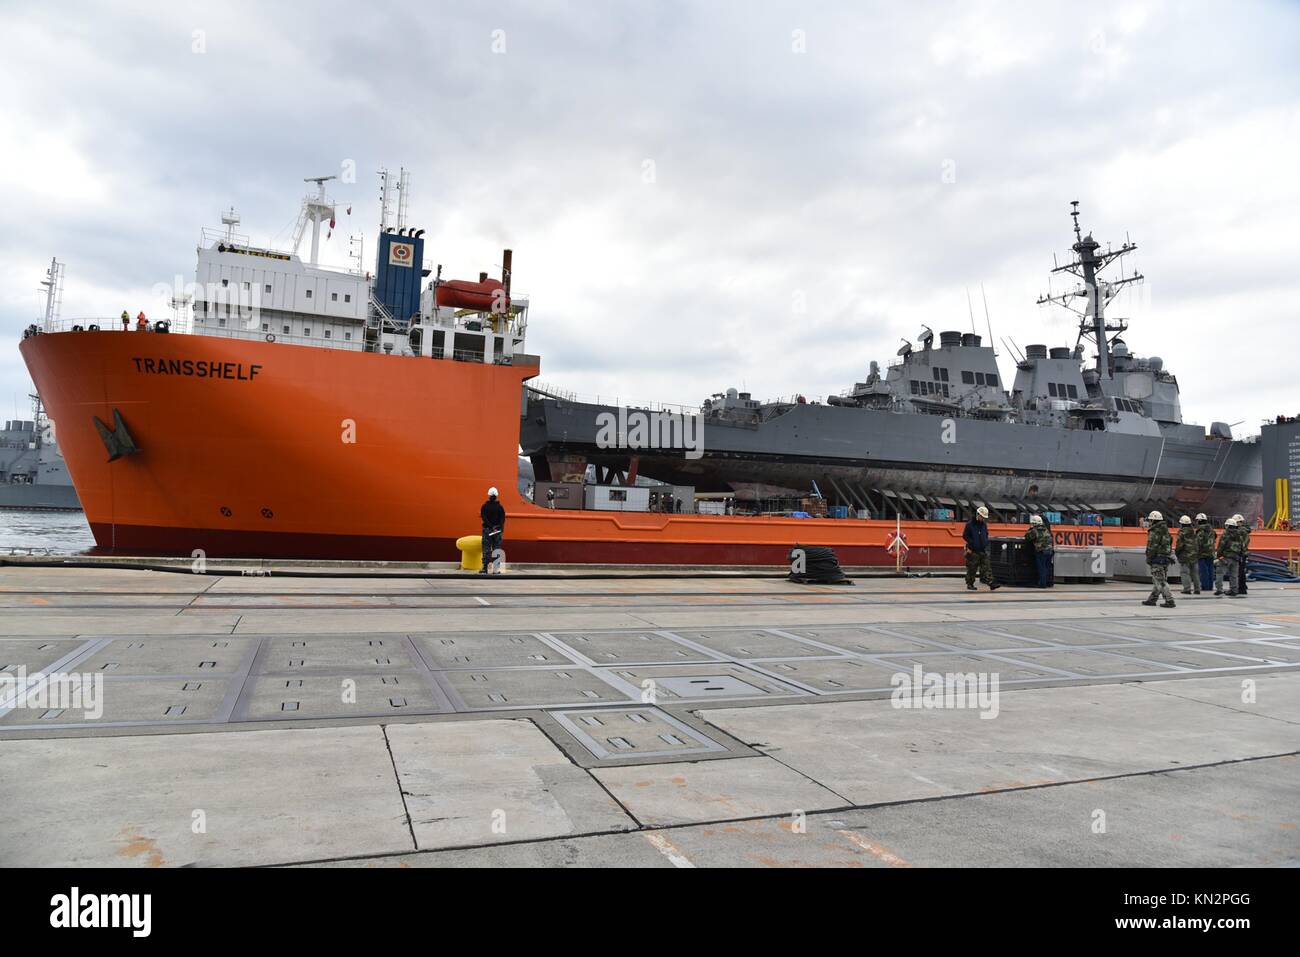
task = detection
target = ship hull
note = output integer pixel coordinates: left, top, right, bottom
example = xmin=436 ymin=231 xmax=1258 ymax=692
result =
xmin=522 ymin=397 xmax=1264 ymax=521
xmin=20 ymin=331 xmax=1294 ymax=565
xmin=0 ymin=482 xmax=81 ymax=511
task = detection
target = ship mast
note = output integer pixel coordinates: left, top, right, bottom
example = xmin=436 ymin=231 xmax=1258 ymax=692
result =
xmin=1036 ymin=201 xmax=1143 ymax=380
xmin=38 ymin=257 xmax=64 ymax=332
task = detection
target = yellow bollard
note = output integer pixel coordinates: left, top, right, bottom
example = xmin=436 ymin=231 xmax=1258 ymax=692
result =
xmin=455 ymin=534 xmax=483 ymax=571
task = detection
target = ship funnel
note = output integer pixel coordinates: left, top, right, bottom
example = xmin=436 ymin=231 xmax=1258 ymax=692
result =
xmin=961 ymin=333 xmax=981 ymax=348
xmin=1026 ymin=344 xmax=1048 ymax=359
xmin=939 ymin=331 xmax=962 ymax=347
xmin=1049 ymin=347 xmax=1071 ymax=359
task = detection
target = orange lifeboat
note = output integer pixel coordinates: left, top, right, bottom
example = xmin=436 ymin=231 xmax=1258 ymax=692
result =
xmin=436 ymin=278 xmax=505 ymax=312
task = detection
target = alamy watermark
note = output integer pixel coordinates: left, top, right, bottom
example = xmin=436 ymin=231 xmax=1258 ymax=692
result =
xmin=595 ymin=407 xmax=703 ymax=460
xmin=1 ymin=667 xmax=103 ymax=720
xmin=890 ymin=665 xmax=1000 ymax=718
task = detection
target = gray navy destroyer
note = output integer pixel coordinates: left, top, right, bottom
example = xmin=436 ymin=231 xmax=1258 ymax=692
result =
xmin=2 ymin=260 xmax=79 ymax=511
xmin=0 ymin=398 xmax=78 ymax=511
xmin=521 ymin=204 xmax=1262 ymax=523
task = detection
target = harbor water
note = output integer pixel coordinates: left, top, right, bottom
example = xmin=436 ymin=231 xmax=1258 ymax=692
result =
xmin=0 ymin=509 xmax=94 ymax=554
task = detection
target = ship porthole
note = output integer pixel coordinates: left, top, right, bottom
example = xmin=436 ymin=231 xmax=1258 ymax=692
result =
xmin=265 ymin=333 xmax=276 ymax=343
xmin=220 ymin=506 xmax=232 ymax=518
xmin=261 ymin=508 xmax=273 ymax=519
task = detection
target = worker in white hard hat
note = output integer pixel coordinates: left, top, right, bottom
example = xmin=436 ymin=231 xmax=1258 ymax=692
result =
xmin=1142 ymin=511 xmax=1176 ymax=608
xmin=1024 ymin=513 xmax=1054 ymax=588
xmin=961 ymin=505 xmax=1000 ymax=592
xmin=1194 ymin=513 xmax=1215 ymax=592
xmin=1214 ymin=516 xmax=1234 ymax=595
xmin=479 ymin=486 xmax=505 ymax=574
xmin=1175 ymin=516 xmax=1200 ymax=595
xmin=1215 ymin=515 xmax=1249 ymax=597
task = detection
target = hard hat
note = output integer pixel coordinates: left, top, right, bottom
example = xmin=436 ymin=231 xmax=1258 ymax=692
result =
xmin=1231 ymin=513 xmax=1244 ymax=524
xmin=1195 ymin=513 xmax=1207 ymax=521
xmin=1179 ymin=515 xmax=1191 ymax=525
xmin=487 ymin=486 xmax=499 ymax=497
xmin=976 ymin=506 xmax=989 ymax=518
xmin=1147 ymin=510 xmax=1163 ymax=522
xmin=1029 ymin=514 xmax=1043 ymax=525
xmin=1226 ymin=516 xmax=1239 ymax=526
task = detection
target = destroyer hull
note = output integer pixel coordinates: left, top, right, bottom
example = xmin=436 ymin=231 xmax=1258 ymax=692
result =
xmin=0 ymin=483 xmax=80 ymax=510
xmin=523 ymin=397 xmax=1264 ymax=520
xmin=20 ymin=331 xmax=1291 ymax=565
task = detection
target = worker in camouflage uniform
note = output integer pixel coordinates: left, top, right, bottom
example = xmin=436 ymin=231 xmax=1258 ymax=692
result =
xmin=1214 ymin=516 xmax=1246 ymax=597
xmin=1175 ymin=515 xmax=1200 ymax=595
xmin=1194 ymin=513 xmax=1216 ymax=592
xmin=962 ymin=505 xmax=1000 ymax=591
xmin=1142 ymin=510 xmax=1176 ymax=608
xmin=1023 ymin=514 xmax=1054 ymax=588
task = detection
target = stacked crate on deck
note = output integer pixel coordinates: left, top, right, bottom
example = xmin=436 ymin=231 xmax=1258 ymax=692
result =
xmin=988 ymin=536 xmax=1038 ymax=586
xmin=802 ymin=497 xmax=829 ymax=517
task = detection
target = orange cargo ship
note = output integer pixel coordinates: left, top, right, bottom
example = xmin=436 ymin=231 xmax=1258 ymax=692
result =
xmin=18 ymin=176 xmax=1300 ymax=565
xmin=20 ymin=327 xmax=1300 ymax=564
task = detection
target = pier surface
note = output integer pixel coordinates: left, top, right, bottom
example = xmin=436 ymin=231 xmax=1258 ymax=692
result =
xmin=1 ymin=563 xmax=1297 ymax=868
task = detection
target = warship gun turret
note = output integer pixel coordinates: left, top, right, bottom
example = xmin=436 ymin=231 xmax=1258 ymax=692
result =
xmin=522 ymin=204 xmax=1262 ymax=523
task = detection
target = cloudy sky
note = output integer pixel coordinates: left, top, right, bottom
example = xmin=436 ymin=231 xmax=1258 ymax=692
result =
xmin=2 ymin=0 xmax=1297 ymax=434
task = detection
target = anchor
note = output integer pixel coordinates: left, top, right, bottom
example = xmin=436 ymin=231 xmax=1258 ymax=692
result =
xmin=93 ymin=409 xmax=142 ymax=462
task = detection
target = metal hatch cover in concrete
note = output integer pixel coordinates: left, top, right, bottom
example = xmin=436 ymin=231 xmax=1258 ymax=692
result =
xmin=550 ymin=706 xmax=730 ymax=760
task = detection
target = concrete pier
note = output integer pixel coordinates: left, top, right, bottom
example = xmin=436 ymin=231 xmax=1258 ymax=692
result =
xmin=1 ymin=563 xmax=1297 ymax=867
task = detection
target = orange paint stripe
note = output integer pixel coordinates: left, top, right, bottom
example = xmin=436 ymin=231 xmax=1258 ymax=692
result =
xmin=838 ymin=830 xmax=911 ymax=867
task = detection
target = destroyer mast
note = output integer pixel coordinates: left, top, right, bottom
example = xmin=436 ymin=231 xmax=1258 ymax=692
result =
xmin=1037 ymin=201 xmax=1144 ymax=381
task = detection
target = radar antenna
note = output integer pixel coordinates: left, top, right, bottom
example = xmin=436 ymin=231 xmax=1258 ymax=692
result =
xmin=1035 ymin=201 xmax=1143 ymax=380
xmin=290 ymin=175 xmax=338 ymax=265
